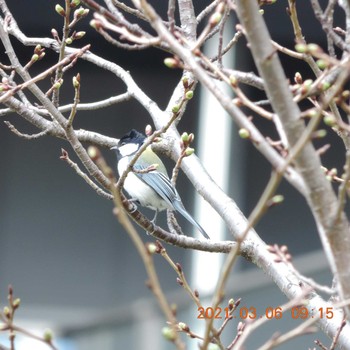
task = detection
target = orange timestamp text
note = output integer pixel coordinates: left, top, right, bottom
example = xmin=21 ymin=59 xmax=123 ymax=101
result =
xmin=197 ymin=306 xmax=335 ymax=320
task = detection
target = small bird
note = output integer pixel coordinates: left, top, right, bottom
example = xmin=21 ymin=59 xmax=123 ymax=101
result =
xmin=111 ymin=129 xmax=210 ymax=239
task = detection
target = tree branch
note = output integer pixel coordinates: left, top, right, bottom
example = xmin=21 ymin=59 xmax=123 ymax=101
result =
xmin=235 ymin=0 xmax=350 ymax=322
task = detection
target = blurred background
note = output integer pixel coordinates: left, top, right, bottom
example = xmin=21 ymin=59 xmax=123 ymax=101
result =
xmin=0 ymin=0 xmax=343 ymax=349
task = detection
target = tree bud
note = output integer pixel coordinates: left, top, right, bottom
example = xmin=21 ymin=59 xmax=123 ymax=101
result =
xmin=164 ymin=57 xmax=178 ymax=69
xmin=185 ymin=90 xmax=194 ymax=100
xmin=239 ymin=128 xmax=250 ymax=139
xmin=162 ymin=327 xmax=176 ymax=341
xmin=55 ymin=4 xmax=65 ymax=16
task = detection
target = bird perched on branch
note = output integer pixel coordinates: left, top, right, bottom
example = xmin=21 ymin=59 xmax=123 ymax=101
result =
xmin=111 ymin=129 xmax=210 ymax=239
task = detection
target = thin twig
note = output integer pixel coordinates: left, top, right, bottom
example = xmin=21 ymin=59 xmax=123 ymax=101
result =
xmin=89 ymin=147 xmax=186 ymax=350
xmin=4 ymin=120 xmax=50 ymax=139
xmin=211 ymin=30 xmax=243 ymax=62
xmin=93 ymin=25 xmax=152 ymax=50
xmin=60 ymin=148 xmax=113 ymax=200
xmin=201 ymin=70 xmax=339 ymax=348
xmin=171 ymin=151 xmax=186 ymax=186
xmin=160 ymin=245 xmax=202 ymax=308
xmin=329 ymin=316 xmax=347 ymax=350
xmin=271 ymin=40 xmax=304 ymax=60
xmin=333 ymin=150 xmax=350 ymax=225
xmin=200 ymin=53 xmax=273 ymax=120
xmin=310 ymin=0 xmax=348 ymax=52
xmin=256 ymin=322 xmax=316 ymax=350
xmin=167 ymin=0 xmax=176 ymax=33
xmin=232 ymin=289 xmax=314 ymax=350
xmin=52 ymin=0 xmax=71 ymax=106
xmin=217 ymin=7 xmax=230 ymax=68
xmin=0 ymin=45 xmax=90 ymax=104
xmin=40 ymin=92 xmax=131 ymax=115
xmin=93 ymin=12 xmax=160 ymax=46
xmin=67 ymin=74 xmax=80 ymax=127
xmin=196 ymin=0 xmax=220 ymax=24
xmin=112 ymin=0 xmax=147 ymax=21
xmin=324 ymin=0 xmax=337 ymax=57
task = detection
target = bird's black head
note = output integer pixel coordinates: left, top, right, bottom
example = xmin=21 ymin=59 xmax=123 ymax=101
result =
xmin=118 ymin=129 xmax=146 ymax=147
xmin=112 ymin=129 xmax=146 ymax=159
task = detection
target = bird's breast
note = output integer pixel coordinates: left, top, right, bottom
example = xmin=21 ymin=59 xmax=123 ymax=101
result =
xmin=117 ymin=157 xmax=170 ymax=211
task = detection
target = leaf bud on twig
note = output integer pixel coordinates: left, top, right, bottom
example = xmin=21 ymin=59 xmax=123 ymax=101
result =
xmin=43 ymin=329 xmax=53 ymax=343
xmin=0 ymin=83 xmax=10 ymax=92
xmin=147 ymin=243 xmax=158 ymax=254
xmin=307 ymin=43 xmax=322 ymax=54
xmin=175 ymin=262 xmax=182 ymax=273
xmin=12 ymin=298 xmax=21 ymax=309
xmin=181 ymin=132 xmax=189 ymax=143
xmin=267 ymin=194 xmax=284 ymax=207
xmin=55 ymin=4 xmax=66 ymax=17
xmin=51 ymin=28 xmax=60 ymax=42
xmin=34 ymin=45 xmax=45 ymax=60
xmin=232 ymin=97 xmax=243 ymax=106
xmin=238 ymin=128 xmax=250 ymax=139
xmin=209 ymin=12 xmax=222 ymax=27
xmin=178 ymin=322 xmax=190 ymax=332
xmin=316 ymin=59 xmax=329 ymax=70
xmin=237 ymin=321 xmax=245 ymax=333
xmin=161 ymin=327 xmax=177 ymax=341
xmin=185 ymin=147 xmax=195 ymax=156
xmin=229 ymin=74 xmax=238 ymax=87
xmin=342 ymin=90 xmax=350 ymax=99
xmin=72 ymin=74 xmax=80 ymax=88
xmin=319 ymin=81 xmax=331 ymax=91
xmin=305 ymin=109 xmax=317 ymax=118
xmin=295 ymin=43 xmax=307 ymax=53
xmin=87 ymin=146 xmax=99 ymax=161
xmin=74 ymin=31 xmax=86 ymax=40
xmin=172 ymin=105 xmax=180 ymax=114
xmin=70 ymin=0 xmax=81 ymax=8
xmin=53 ymin=79 xmax=63 ymax=90
xmin=90 ymin=19 xmax=101 ymax=30
xmin=164 ymin=57 xmax=179 ymax=69
xmin=312 ymin=129 xmax=327 ymax=139
xmin=182 ymin=76 xmax=189 ymax=89
xmin=3 ymin=306 xmax=11 ymax=319
xmin=34 ymin=44 xmax=42 ymax=53
xmin=145 ymin=124 xmax=152 ymax=136
xmin=185 ymin=90 xmax=194 ymax=100
xmin=176 ymin=277 xmax=184 ymax=286
xmin=294 ymin=72 xmax=303 ymax=84
xmin=31 ymin=54 xmax=39 ymax=62
xmin=302 ymin=79 xmax=313 ymax=89
xmin=171 ymin=304 xmax=177 ymax=316
xmin=323 ymin=114 xmax=336 ymax=127
xmin=75 ymin=7 xmax=89 ymax=18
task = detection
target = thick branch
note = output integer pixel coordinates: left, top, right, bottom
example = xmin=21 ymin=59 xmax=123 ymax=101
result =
xmin=235 ymin=0 xmax=350 ymax=319
xmin=128 ymin=0 xmax=350 ymax=346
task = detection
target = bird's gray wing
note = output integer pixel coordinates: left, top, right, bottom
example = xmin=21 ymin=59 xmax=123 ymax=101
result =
xmin=133 ymin=164 xmax=210 ymax=239
xmin=133 ymin=164 xmax=179 ymax=207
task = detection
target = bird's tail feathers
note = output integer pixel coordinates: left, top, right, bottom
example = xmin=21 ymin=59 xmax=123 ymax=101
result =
xmin=173 ymin=201 xmax=210 ymax=239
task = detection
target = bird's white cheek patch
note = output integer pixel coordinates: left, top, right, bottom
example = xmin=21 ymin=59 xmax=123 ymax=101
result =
xmin=118 ymin=143 xmax=139 ymax=156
